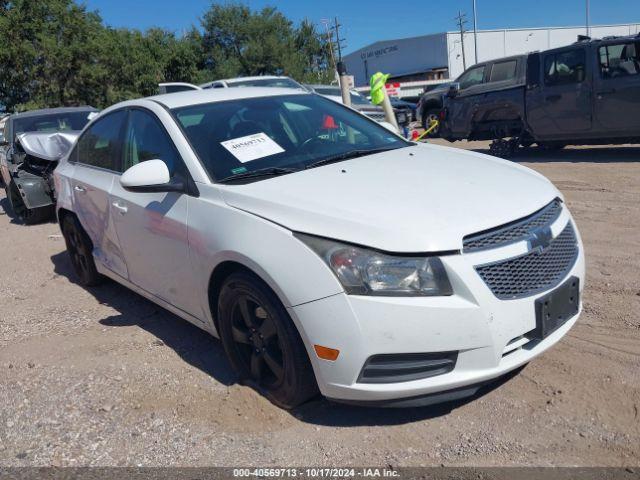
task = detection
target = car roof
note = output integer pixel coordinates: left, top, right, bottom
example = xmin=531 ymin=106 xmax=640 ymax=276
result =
xmin=147 ymin=87 xmax=309 ymax=110
xmin=10 ymin=106 xmax=97 ymax=120
xmin=224 ymin=75 xmax=293 ymax=83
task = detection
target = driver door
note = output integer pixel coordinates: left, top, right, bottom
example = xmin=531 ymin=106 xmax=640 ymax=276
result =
xmin=446 ymin=64 xmax=487 ymax=137
xmin=109 ymin=108 xmax=201 ymax=319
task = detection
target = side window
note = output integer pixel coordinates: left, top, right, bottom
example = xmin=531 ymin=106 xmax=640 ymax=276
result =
xmin=599 ymin=42 xmax=639 ymax=79
xmin=458 ymin=65 xmax=486 ymax=90
xmin=76 ymin=110 xmax=126 ymax=170
xmin=489 ymin=60 xmax=517 ymax=82
xmin=544 ymin=49 xmax=586 ymax=86
xmin=122 ymin=109 xmax=181 ymax=176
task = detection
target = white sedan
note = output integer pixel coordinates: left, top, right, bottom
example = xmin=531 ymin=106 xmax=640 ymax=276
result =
xmin=54 ymin=87 xmax=585 ymax=408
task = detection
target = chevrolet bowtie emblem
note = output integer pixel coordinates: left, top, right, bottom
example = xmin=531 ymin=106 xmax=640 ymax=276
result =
xmin=528 ymin=226 xmax=553 ymax=253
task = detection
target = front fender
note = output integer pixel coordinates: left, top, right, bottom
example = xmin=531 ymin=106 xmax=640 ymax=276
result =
xmin=188 ymin=184 xmax=344 ymax=331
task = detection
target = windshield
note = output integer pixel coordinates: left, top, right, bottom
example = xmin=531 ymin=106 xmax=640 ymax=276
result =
xmin=228 ymin=78 xmax=303 ymax=89
xmin=172 ymin=94 xmax=409 ymax=182
xmin=13 ymin=111 xmax=93 ymax=136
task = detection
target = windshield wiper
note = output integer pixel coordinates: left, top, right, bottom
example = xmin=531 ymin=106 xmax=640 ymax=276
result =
xmin=217 ymin=166 xmax=298 ymax=184
xmin=304 ymin=146 xmax=401 ymax=170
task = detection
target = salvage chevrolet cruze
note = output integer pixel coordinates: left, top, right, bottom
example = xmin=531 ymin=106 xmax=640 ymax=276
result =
xmin=54 ymin=87 xmax=585 ymax=408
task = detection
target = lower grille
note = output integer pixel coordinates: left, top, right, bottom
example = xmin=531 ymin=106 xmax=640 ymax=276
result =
xmin=475 ymin=222 xmax=579 ymax=300
xmin=358 ymin=352 xmax=457 ymax=384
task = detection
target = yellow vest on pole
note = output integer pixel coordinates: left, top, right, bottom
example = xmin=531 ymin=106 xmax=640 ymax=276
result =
xmin=369 ymin=72 xmax=389 ymax=105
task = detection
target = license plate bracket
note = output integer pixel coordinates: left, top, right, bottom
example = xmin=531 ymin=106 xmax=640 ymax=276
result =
xmin=532 ymin=277 xmax=580 ymax=340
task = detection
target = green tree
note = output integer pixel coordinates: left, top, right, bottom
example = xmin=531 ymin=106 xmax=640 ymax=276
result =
xmin=0 ymin=0 xmax=334 ymax=111
xmin=201 ymin=3 xmax=333 ymax=83
xmin=0 ymin=0 xmax=106 ymax=110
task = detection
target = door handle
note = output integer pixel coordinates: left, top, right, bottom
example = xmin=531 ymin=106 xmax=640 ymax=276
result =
xmin=74 ymin=185 xmax=86 ymax=193
xmin=545 ymin=94 xmax=561 ymax=103
xmin=112 ymin=201 xmax=128 ymax=215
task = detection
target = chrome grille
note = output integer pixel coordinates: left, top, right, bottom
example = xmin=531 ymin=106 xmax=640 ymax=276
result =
xmin=475 ymin=222 xmax=579 ymax=300
xmin=463 ymin=199 xmax=562 ymax=252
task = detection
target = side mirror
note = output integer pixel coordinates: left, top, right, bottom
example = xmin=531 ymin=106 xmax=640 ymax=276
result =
xmin=120 ymin=159 xmax=184 ymax=193
xmin=379 ymin=121 xmax=399 ymax=134
xmin=446 ymin=83 xmax=460 ymax=98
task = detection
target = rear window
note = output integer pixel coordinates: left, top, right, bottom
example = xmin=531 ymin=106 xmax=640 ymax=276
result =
xmin=13 ymin=111 xmax=94 ymax=136
xmin=544 ymin=49 xmax=586 ymax=86
xmin=228 ymin=78 xmax=303 ymax=89
xmin=489 ymin=60 xmax=517 ymax=82
xmin=599 ymin=41 xmax=640 ymax=78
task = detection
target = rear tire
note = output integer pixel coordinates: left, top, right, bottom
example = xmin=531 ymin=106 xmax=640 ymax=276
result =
xmin=489 ymin=138 xmax=519 ymax=159
xmin=218 ymin=271 xmax=318 ymax=409
xmin=61 ymin=214 xmax=103 ymax=287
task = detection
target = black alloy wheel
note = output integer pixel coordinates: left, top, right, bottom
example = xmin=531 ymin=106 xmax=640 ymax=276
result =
xmin=61 ymin=215 xmax=102 ymax=286
xmin=231 ymin=295 xmax=284 ymax=386
xmin=218 ymin=272 xmax=318 ymax=409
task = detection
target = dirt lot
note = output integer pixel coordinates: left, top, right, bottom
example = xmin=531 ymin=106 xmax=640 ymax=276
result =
xmin=0 ymin=140 xmax=638 ymax=467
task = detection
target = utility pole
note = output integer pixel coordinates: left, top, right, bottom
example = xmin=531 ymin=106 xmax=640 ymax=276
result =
xmin=333 ymin=17 xmax=346 ymax=63
xmin=321 ymin=19 xmax=337 ymax=74
xmin=455 ymin=11 xmax=468 ymax=71
xmin=585 ymin=0 xmax=590 ymax=36
xmin=331 ymin=17 xmax=351 ymax=107
xmin=472 ymin=0 xmax=478 ymax=64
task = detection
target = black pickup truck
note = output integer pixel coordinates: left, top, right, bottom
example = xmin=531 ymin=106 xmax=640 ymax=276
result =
xmin=440 ymin=34 xmax=640 ymax=157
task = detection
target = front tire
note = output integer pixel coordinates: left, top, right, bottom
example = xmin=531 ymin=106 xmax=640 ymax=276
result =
xmin=421 ymin=109 xmax=440 ymax=137
xmin=218 ymin=272 xmax=318 ymax=409
xmin=61 ymin=214 xmax=103 ymax=287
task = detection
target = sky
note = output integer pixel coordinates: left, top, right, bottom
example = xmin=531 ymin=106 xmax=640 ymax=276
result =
xmin=85 ymin=0 xmax=638 ymax=54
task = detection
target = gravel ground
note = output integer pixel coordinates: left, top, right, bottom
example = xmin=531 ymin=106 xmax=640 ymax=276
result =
xmin=0 ymin=140 xmax=638 ymax=467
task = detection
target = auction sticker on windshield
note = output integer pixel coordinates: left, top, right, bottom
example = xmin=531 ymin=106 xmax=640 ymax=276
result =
xmin=221 ymin=132 xmax=285 ymax=163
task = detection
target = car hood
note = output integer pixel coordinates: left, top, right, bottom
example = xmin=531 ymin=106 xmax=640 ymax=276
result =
xmin=16 ymin=131 xmax=81 ymax=162
xmin=220 ymin=143 xmax=560 ymax=252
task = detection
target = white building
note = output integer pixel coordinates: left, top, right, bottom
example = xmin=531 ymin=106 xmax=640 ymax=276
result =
xmin=344 ymin=23 xmax=640 ymax=87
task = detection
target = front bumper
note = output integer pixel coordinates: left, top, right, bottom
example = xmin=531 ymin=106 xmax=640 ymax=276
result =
xmin=289 ymin=211 xmax=585 ymax=404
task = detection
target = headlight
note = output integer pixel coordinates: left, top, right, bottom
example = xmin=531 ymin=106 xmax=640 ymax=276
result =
xmin=296 ymin=234 xmax=453 ymax=296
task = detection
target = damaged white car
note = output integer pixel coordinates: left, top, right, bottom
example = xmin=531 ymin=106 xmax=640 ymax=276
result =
xmin=54 ymin=88 xmax=585 ymax=409
xmin=0 ymin=107 xmax=97 ymax=223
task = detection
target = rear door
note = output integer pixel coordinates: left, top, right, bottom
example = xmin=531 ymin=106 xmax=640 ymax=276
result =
xmin=71 ymin=110 xmax=129 ymax=279
xmin=108 ymin=108 xmax=199 ymax=317
xmin=526 ymin=46 xmax=592 ymax=138
xmin=594 ymin=39 xmax=640 ymax=134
